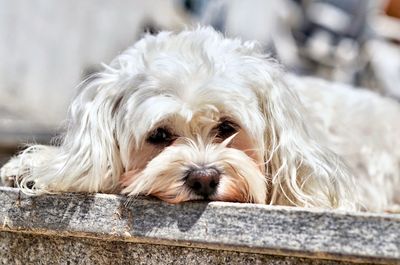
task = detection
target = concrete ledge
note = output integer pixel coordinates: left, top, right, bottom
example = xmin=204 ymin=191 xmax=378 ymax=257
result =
xmin=1 ymin=187 xmax=399 ymax=264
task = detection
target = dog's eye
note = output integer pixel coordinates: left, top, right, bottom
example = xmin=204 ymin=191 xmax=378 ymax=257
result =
xmin=216 ymin=121 xmax=238 ymax=139
xmin=147 ymin=128 xmax=175 ymax=145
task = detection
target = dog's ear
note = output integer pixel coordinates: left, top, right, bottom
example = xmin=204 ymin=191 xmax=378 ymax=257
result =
xmin=59 ymin=72 xmax=126 ymax=192
xmin=249 ymin=59 xmax=357 ymax=210
xmin=13 ymin=34 xmax=158 ymax=194
xmin=14 ymin=70 xmax=129 ymax=193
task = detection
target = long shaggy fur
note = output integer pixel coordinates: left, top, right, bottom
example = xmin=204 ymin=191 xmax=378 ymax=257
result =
xmin=1 ymin=27 xmax=399 ymax=212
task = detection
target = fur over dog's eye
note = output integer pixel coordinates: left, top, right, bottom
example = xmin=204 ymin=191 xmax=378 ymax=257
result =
xmin=147 ymin=128 xmax=174 ymax=145
xmin=216 ymin=120 xmax=238 ymax=139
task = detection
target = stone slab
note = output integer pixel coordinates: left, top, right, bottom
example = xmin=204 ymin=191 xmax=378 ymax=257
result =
xmin=0 ymin=187 xmax=399 ymax=264
xmin=0 ymin=232 xmax=377 ymax=265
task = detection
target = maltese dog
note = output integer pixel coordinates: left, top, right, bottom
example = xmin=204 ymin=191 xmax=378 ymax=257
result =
xmin=1 ymin=27 xmax=399 ymax=212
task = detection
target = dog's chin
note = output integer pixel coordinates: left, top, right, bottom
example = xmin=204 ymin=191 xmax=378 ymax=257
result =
xmin=121 ymin=143 xmax=267 ymax=204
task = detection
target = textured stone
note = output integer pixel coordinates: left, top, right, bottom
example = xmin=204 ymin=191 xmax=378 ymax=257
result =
xmin=0 ymin=187 xmax=399 ymax=264
xmin=0 ymin=232 xmax=376 ymax=265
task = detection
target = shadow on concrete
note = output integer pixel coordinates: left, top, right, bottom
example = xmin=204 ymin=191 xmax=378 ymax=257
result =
xmin=119 ymin=196 xmax=209 ymax=234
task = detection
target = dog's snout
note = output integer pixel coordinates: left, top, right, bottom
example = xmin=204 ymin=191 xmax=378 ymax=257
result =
xmin=185 ymin=167 xmax=220 ymax=197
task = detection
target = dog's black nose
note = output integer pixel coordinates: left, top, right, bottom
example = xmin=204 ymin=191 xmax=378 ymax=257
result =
xmin=185 ymin=167 xmax=220 ymax=197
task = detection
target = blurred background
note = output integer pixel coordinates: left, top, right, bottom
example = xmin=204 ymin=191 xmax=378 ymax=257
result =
xmin=0 ymin=0 xmax=399 ymax=165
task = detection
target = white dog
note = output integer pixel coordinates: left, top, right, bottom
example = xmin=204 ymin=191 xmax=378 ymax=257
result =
xmin=1 ymin=27 xmax=399 ymax=212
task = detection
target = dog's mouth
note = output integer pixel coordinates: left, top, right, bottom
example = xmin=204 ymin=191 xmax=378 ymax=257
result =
xmin=121 ymin=163 xmax=267 ymax=204
xmin=149 ymin=179 xmax=255 ymax=204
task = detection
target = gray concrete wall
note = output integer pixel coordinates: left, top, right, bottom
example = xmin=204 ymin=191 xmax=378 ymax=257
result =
xmin=1 ymin=187 xmax=399 ymax=264
xmin=0 ymin=232 xmax=378 ymax=265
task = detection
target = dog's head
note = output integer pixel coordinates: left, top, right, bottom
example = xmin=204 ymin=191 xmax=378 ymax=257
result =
xmin=52 ymin=27 xmax=356 ymax=208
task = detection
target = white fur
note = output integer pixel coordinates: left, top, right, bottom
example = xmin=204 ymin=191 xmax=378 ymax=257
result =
xmin=1 ymin=27 xmax=399 ymax=212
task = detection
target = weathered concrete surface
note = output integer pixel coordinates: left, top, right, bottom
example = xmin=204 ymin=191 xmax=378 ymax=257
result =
xmin=0 ymin=232 xmax=377 ymax=265
xmin=0 ymin=187 xmax=399 ymax=264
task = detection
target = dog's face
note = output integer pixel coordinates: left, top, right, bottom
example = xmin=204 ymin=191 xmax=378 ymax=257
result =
xmin=58 ymin=28 xmax=355 ymax=209
xmin=117 ymin=42 xmax=268 ymax=203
